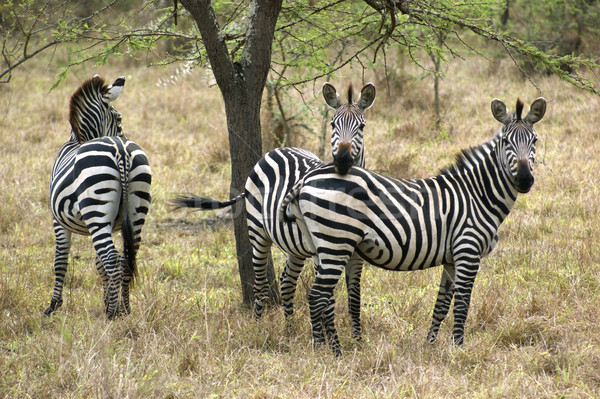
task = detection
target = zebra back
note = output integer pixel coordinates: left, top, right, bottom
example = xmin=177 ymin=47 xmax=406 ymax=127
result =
xmin=69 ymin=75 xmax=125 ymax=143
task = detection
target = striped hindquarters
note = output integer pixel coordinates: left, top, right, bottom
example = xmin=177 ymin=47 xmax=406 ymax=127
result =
xmin=245 ymin=147 xmax=324 ymax=256
xmin=50 ymin=136 xmax=151 ymax=237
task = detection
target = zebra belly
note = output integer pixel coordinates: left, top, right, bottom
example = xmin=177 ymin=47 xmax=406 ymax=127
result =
xmin=356 ymin=228 xmax=448 ymax=271
xmin=298 ymin=191 xmax=451 ymax=271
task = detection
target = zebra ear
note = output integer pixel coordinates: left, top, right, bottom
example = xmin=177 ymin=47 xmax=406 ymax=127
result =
xmin=103 ymin=76 xmax=126 ymax=102
xmin=357 ymin=83 xmax=376 ymax=111
xmin=524 ymin=97 xmax=546 ymax=125
xmin=491 ymin=98 xmax=511 ymax=125
xmin=323 ymin=83 xmax=342 ymax=109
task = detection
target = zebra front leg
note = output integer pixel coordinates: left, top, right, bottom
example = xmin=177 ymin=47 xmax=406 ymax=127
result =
xmin=308 ymin=263 xmax=344 ymax=356
xmin=427 ymin=263 xmax=456 ymax=343
xmin=450 ymin=261 xmax=480 ymax=346
xmin=279 ymin=254 xmax=306 ymax=319
xmin=345 ymin=255 xmax=364 ymax=340
xmin=44 ymin=223 xmax=72 ymax=316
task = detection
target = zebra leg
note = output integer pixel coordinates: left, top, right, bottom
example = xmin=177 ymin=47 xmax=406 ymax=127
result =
xmin=89 ymin=226 xmax=122 ymax=320
xmin=308 ymin=263 xmax=345 ymax=356
xmin=322 ymin=296 xmax=341 ymax=356
xmin=44 ymin=222 xmax=72 ymax=316
xmin=427 ymin=263 xmax=456 ymax=343
xmin=279 ymin=254 xmax=306 ymax=319
xmin=450 ymin=261 xmax=480 ymax=346
xmin=121 ymin=160 xmax=151 ymax=317
xmin=345 ymin=255 xmax=364 ymax=340
xmin=95 ymin=256 xmax=109 ymax=312
xmin=251 ymin=239 xmax=272 ymax=318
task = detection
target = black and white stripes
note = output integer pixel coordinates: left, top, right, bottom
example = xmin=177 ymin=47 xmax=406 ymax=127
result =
xmin=282 ymin=97 xmax=547 ymax=354
xmin=45 ymin=75 xmax=152 ymax=319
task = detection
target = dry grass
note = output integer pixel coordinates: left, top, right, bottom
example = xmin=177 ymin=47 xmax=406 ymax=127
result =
xmin=1 ymin=49 xmax=600 ymax=398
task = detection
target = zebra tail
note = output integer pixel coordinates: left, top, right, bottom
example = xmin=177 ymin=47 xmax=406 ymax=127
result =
xmin=170 ymin=193 xmax=246 ymax=211
xmin=120 ymin=150 xmax=138 ymax=282
xmin=279 ymin=181 xmax=302 ymax=223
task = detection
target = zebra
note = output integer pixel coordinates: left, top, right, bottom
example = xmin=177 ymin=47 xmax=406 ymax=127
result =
xmin=44 ymin=75 xmax=152 ymax=319
xmin=171 ymin=83 xmax=375 ymax=334
xmin=281 ymin=97 xmax=547 ymax=355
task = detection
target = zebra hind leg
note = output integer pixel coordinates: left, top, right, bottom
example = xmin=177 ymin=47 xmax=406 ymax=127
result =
xmin=95 ymin=256 xmax=110 ymax=312
xmin=279 ymin=254 xmax=306 ymax=319
xmin=250 ymin=236 xmax=275 ymax=318
xmin=44 ymin=223 xmax=71 ymax=316
xmin=103 ymin=249 xmax=123 ymax=320
xmin=89 ymin=226 xmax=123 ymax=320
xmin=308 ymin=264 xmax=344 ymax=355
xmin=323 ymin=296 xmax=341 ymax=356
xmin=427 ymin=263 xmax=456 ymax=343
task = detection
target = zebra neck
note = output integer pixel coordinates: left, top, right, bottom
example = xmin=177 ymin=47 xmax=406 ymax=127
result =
xmin=477 ymin=141 xmax=519 ymax=222
xmin=444 ymin=139 xmax=518 ymax=221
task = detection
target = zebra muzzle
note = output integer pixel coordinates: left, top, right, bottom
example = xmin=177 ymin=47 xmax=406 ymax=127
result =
xmin=514 ymin=159 xmax=534 ymax=193
xmin=333 ymin=142 xmax=353 ymax=175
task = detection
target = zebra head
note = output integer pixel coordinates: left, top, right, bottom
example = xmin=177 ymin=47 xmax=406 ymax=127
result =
xmin=492 ymin=97 xmax=547 ymax=194
xmin=69 ymin=75 xmax=126 ymax=143
xmin=323 ymin=82 xmax=376 ymax=174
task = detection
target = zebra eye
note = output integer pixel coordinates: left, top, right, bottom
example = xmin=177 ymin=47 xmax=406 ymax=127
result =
xmin=359 ymin=123 xmax=365 ymax=130
xmin=330 ymin=121 xmax=335 ymax=128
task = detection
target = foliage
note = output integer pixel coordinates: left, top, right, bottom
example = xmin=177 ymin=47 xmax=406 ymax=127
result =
xmin=2 ymin=1 xmax=599 ymax=94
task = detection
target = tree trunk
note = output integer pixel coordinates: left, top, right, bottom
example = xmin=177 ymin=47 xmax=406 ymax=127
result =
xmin=180 ymin=0 xmax=282 ymax=305
xmin=222 ymin=84 xmax=279 ymax=305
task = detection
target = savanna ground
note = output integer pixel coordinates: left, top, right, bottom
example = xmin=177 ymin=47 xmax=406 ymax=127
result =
xmin=1 ymin=45 xmax=599 ymax=398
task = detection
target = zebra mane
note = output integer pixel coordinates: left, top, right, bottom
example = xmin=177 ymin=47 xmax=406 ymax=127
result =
xmin=439 ymin=139 xmax=496 ymax=176
xmin=515 ymin=98 xmax=524 ymax=121
xmin=347 ymin=83 xmax=353 ymax=104
xmin=69 ymin=76 xmax=108 ymax=142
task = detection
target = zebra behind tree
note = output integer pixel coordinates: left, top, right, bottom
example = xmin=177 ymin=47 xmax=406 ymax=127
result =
xmin=45 ymin=75 xmax=152 ymax=319
xmin=281 ymin=97 xmax=546 ymax=355
xmin=171 ymin=83 xmax=375 ymax=332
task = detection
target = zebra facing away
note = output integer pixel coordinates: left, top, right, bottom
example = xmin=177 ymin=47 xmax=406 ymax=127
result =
xmin=282 ymin=97 xmax=546 ymax=355
xmin=172 ymin=83 xmax=375 ymax=330
xmin=45 ymin=75 xmax=152 ymax=319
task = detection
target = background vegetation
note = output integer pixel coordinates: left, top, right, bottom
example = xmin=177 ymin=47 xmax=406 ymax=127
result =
xmin=1 ymin=30 xmax=600 ymax=396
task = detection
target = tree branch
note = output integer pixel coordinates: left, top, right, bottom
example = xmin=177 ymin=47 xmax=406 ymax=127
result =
xmin=179 ymin=0 xmax=236 ymax=91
